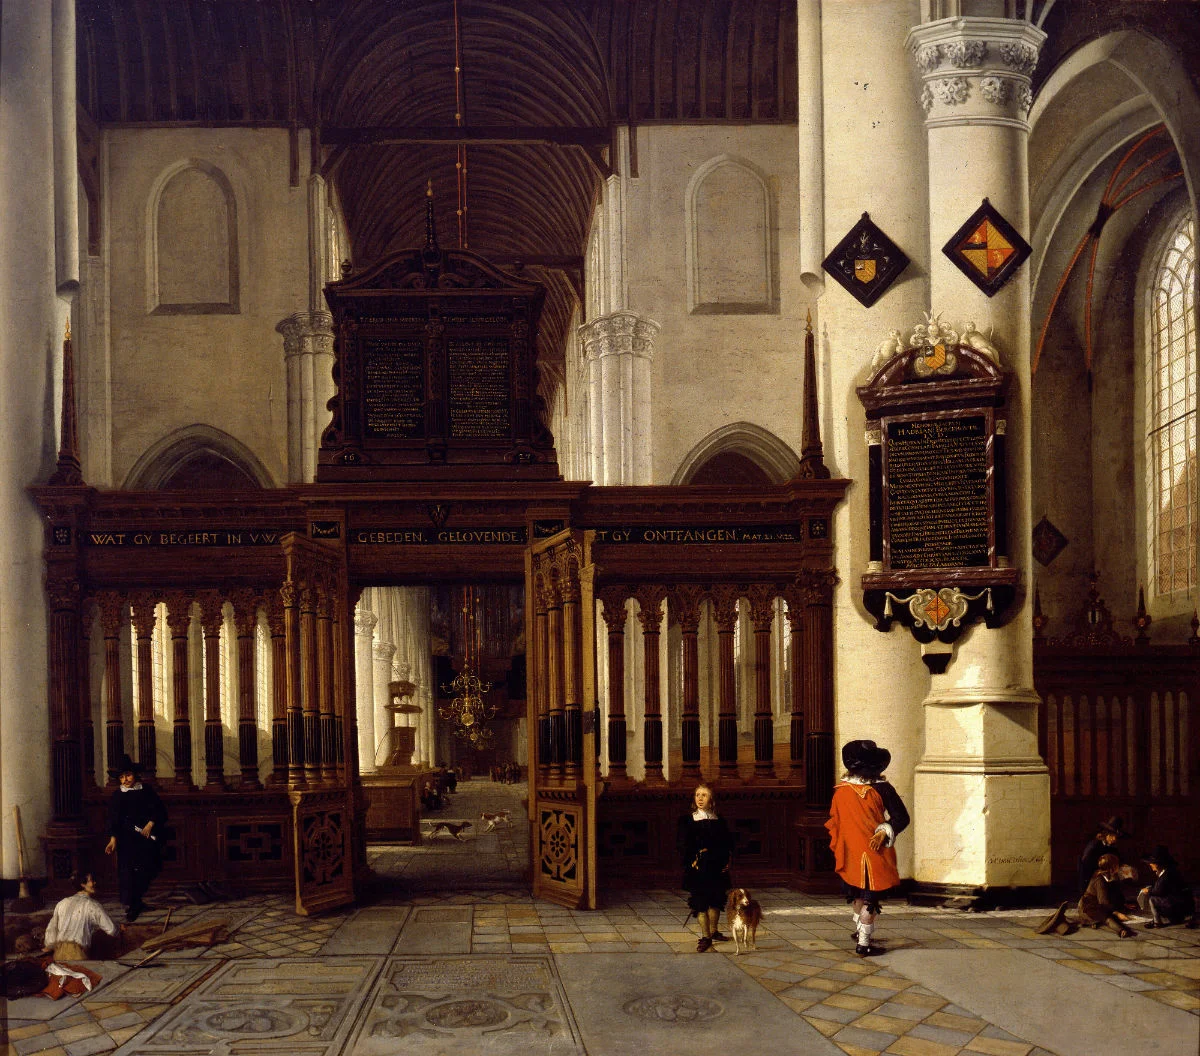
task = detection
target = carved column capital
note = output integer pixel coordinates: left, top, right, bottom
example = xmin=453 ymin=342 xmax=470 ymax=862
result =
xmin=670 ymin=585 xmax=705 ymax=633
xmin=745 ymin=585 xmax=779 ymax=632
xmin=710 ymin=586 xmax=740 ymax=630
xmin=197 ymin=591 xmax=226 ymax=634
xmin=230 ymin=589 xmax=261 ymax=636
xmin=129 ymin=593 xmax=159 ymax=638
xmin=373 ymin=640 xmax=396 ymax=663
xmin=907 ymin=17 xmax=1044 ymax=128
xmin=597 ymin=588 xmax=629 ymax=630
xmin=795 ymin=569 xmax=839 ymax=608
xmin=97 ymin=592 xmax=126 ymax=635
xmin=276 ymin=310 xmax=335 ymax=357
xmin=578 ymin=310 xmax=661 ymax=362
xmin=164 ymin=593 xmax=195 ymax=636
xmin=354 ymin=609 xmax=378 ymax=636
xmin=632 ymin=586 xmax=667 ymax=630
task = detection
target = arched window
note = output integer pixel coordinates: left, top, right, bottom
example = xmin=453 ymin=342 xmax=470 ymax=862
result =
xmin=1146 ymin=213 xmax=1197 ymax=597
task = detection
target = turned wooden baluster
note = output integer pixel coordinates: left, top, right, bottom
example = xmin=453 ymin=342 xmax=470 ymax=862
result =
xmin=533 ymin=558 xmax=552 ymax=783
xmin=80 ymin=604 xmax=96 ymax=788
xmin=634 ymin=586 xmax=668 ymax=786
xmin=281 ymin=581 xmax=306 ymax=788
xmin=300 ymin=582 xmax=323 ymax=786
xmin=164 ymin=593 xmax=196 ymax=790
xmin=783 ymin=594 xmax=805 ymax=783
xmin=316 ymin=579 xmax=338 ymax=784
xmin=198 ymin=592 xmax=227 ymax=790
xmin=598 ymin=588 xmax=629 ymax=785
xmin=47 ymin=577 xmax=84 ymax=818
xmin=546 ymin=563 xmax=566 ymax=780
xmin=747 ymin=585 xmax=778 ymax=781
xmin=673 ymin=586 xmax=705 ymax=782
xmin=130 ymin=594 xmax=158 ymax=776
xmin=231 ymin=590 xmax=262 ymax=789
xmin=98 ymin=592 xmax=127 ymax=786
xmin=560 ymin=544 xmax=584 ymax=780
xmin=264 ymin=591 xmax=290 ymax=785
xmin=798 ymin=571 xmax=837 ymax=807
xmin=710 ymin=587 xmax=740 ymax=779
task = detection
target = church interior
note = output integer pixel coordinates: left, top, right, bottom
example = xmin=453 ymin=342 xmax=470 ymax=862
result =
xmin=2 ymin=2 xmax=1198 ymax=1054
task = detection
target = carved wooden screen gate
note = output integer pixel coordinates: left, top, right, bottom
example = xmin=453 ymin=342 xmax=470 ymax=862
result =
xmin=282 ymin=531 xmax=361 ymax=915
xmin=527 ymin=529 xmax=599 ymax=909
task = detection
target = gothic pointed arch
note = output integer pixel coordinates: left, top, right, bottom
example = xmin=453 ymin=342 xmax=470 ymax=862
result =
xmin=671 ymin=422 xmax=800 ymax=485
xmin=123 ymin=425 xmax=275 ymax=491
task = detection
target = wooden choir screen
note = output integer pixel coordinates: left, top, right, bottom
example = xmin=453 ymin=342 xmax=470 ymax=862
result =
xmin=31 ymin=486 xmax=362 ymax=905
xmin=577 ymin=480 xmax=846 ymax=892
xmin=1035 ymin=643 xmax=1200 ymax=884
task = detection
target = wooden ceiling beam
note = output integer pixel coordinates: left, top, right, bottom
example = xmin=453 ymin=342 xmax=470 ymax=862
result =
xmin=320 ymin=124 xmax=611 ymax=147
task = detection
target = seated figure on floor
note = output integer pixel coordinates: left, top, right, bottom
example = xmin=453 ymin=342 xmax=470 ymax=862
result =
xmin=1138 ymin=845 xmax=1197 ymax=928
xmin=1079 ymin=853 xmax=1137 ymax=937
xmin=43 ymin=872 xmax=119 ymax=961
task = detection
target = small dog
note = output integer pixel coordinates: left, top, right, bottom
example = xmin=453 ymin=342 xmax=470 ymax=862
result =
xmin=425 ymin=820 xmax=472 ymax=841
xmin=725 ymin=888 xmax=763 ymax=955
xmin=480 ymin=810 xmax=512 ymax=832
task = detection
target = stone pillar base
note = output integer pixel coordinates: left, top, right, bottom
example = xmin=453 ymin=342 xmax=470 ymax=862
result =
xmin=913 ymin=765 xmax=1050 ymax=889
xmin=905 ymin=880 xmax=1057 ymax=911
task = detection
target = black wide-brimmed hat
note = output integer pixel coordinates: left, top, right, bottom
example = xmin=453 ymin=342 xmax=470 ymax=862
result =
xmin=1098 ymin=816 xmax=1128 ymax=838
xmin=842 ymin=739 xmax=891 ymax=777
xmin=1145 ymin=845 xmax=1176 ymax=868
xmin=116 ymin=753 xmax=142 ymax=775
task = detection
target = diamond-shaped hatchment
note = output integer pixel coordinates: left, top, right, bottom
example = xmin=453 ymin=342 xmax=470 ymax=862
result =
xmin=1032 ymin=516 xmax=1069 ymax=567
xmin=822 ymin=212 xmax=910 ymax=307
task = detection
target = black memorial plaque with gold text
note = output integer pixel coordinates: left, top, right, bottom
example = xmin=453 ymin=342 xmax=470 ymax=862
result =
xmin=364 ymin=337 xmax=424 ymax=438
xmin=447 ymin=335 xmax=511 ymax=439
xmin=884 ymin=415 xmax=990 ymax=569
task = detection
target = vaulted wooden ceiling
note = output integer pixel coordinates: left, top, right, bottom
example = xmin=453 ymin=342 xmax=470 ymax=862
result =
xmin=75 ymin=0 xmax=798 ymax=392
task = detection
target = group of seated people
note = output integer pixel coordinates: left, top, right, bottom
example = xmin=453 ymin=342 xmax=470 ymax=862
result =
xmin=419 ymin=767 xmax=460 ymax=812
xmin=489 ymin=762 xmax=522 ymax=783
xmin=1074 ymin=816 xmax=1197 ymax=937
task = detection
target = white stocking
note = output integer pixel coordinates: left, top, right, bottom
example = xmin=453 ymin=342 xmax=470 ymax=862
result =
xmin=856 ymin=906 xmax=876 ymax=948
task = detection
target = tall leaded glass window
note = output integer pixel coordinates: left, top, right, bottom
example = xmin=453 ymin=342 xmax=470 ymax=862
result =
xmin=1147 ymin=213 xmax=1197 ymax=596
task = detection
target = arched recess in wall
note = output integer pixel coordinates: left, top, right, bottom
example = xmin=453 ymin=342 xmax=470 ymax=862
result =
xmin=671 ymin=422 xmax=800 ymax=485
xmin=146 ymin=160 xmax=240 ymax=314
xmin=123 ymin=425 xmax=274 ymax=491
xmin=686 ymin=155 xmax=778 ymax=315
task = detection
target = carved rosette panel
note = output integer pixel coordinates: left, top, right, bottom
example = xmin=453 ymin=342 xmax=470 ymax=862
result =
xmin=539 ymin=807 xmax=579 ymax=883
xmin=909 ymin=19 xmax=1044 ymax=125
xmin=299 ymin=808 xmax=346 ymax=886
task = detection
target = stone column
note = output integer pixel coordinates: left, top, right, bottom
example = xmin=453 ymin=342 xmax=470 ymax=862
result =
xmin=354 ymin=608 xmax=378 ymax=773
xmin=277 ymin=310 xmax=335 ymax=484
xmin=578 ymin=311 xmax=660 ymax=485
xmin=371 ymin=640 xmax=396 ymax=768
xmin=598 ymin=590 xmax=629 ymax=785
xmin=908 ymin=14 xmax=1050 ymax=891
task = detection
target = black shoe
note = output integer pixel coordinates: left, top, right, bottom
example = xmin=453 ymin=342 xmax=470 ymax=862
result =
xmin=710 ymin=932 xmax=729 ymax=942
xmin=126 ymin=906 xmax=141 ymax=923
xmin=855 ymin=944 xmax=885 ymax=957
xmin=696 ymin=937 xmax=713 ymax=952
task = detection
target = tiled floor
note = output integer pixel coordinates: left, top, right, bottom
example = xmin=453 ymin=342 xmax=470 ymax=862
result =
xmin=3 ymin=783 xmax=1196 ymax=1056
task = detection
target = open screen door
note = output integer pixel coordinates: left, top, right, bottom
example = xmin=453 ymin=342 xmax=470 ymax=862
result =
xmin=526 ymin=528 xmax=599 ymax=909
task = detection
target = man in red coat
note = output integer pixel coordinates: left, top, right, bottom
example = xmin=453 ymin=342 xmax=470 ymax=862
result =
xmin=826 ymin=739 xmax=910 ymax=956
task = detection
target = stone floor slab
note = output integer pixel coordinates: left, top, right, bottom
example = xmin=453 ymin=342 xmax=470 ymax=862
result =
xmin=346 ymin=954 xmax=583 ymax=1055
xmin=885 ymin=949 xmax=1200 ymax=1056
xmin=554 ymin=952 xmax=844 ymax=1056
xmin=321 ymin=907 xmax=410 ymax=955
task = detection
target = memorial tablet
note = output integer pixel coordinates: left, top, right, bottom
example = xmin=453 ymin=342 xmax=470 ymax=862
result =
xmin=448 ymin=336 xmax=511 ymax=439
xmin=364 ymin=338 xmax=424 ymax=438
xmin=885 ymin=415 xmax=989 ymax=569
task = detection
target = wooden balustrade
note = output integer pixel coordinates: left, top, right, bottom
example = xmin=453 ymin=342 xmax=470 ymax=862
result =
xmin=1036 ymin=642 xmax=1200 ymax=883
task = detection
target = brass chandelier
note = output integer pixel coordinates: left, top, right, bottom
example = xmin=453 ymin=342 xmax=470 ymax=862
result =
xmin=438 ymin=587 xmax=496 ymax=749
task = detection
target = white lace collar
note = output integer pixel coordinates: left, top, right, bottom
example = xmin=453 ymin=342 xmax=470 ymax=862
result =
xmin=692 ymin=808 xmax=718 ymax=820
xmin=842 ymin=774 xmax=884 ymax=785
xmin=119 ymin=782 xmax=144 ymax=792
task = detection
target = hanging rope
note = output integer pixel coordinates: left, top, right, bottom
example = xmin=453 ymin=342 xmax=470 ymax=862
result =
xmin=1033 ymin=124 xmax=1183 ymax=376
xmin=452 ymin=0 xmax=468 ymax=249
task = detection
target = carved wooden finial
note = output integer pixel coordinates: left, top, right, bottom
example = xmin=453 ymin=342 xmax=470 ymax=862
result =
xmin=48 ymin=317 xmax=83 ymax=486
xmin=426 ymin=179 xmax=433 ymax=198
xmin=424 ymin=179 xmax=440 ymax=254
xmin=1032 ymin=587 xmax=1048 ymax=644
xmin=796 ymin=310 xmax=829 ymax=480
xmin=1133 ymin=585 xmax=1151 ymax=645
